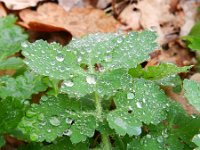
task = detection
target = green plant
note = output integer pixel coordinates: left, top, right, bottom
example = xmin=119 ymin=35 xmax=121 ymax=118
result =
xmin=0 ymin=15 xmax=200 ymax=149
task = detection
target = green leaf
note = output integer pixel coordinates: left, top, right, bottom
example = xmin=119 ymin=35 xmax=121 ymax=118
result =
xmin=0 ymin=57 xmax=24 ymax=70
xmin=182 ymin=22 xmax=200 ymax=51
xmin=0 ymin=98 xmax=27 ymax=134
xmin=148 ymin=102 xmax=200 ymax=148
xmin=0 ymin=71 xmax=48 ymax=99
xmin=18 ymin=137 xmax=89 ymax=150
xmin=22 ymin=30 xmax=157 ymax=98
xmin=18 ymin=94 xmax=96 ymax=143
xmin=183 ymin=79 xmax=200 ymax=112
xmin=0 ymin=135 xmax=5 ymax=148
xmin=129 ymin=63 xmax=191 ymax=80
xmin=192 ymin=134 xmax=200 ymax=150
xmin=0 ymin=15 xmax=27 ymax=60
xmin=127 ymin=134 xmax=184 ymax=150
xmin=127 ymin=102 xmax=200 ymax=150
xmin=41 ymin=137 xmax=89 ymax=150
xmin=107 ymin=79 xmax=169 ymax=136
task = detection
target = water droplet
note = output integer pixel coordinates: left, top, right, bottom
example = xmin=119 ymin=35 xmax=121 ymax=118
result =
xmin=51 ymin=61 xmax=56 ymax=66
xmin=47 ymin=129 xmax=51 ymax=133
xmin=63 ymin=129 xmax=72 ymax=136
xmin=128 ymin=106 xmax=133 ymax=111
xmin=117 ymin=38 xmax=123 ymax=44
xmin=26 ymin=110 xmax=36 ymax=117
xmin=30 ymin=133 xmax=38 ymax=141
xmin=77 ymin=57 xmax=82 ymax=62
xmin=65 ymin=118 xmax=73 ymax=124
xmin=127 ymin=92 xmax=135 ymax=99
xmin=63 ymin=80 xmax=74 ymax=87
xmin=146 ymin=134 xmax=152 ymax=138
xmin=38 ymin=113 xmax=45 ymax=121
xmin=86 ymin=75 xmax=96 ymax=85
xmin=114 ymin=118 xmax=127 ymax=130
xmin=56 ymin=54 xmax=64 ymax=62
xmin=105 ymin=55 xmax=112 ymax=62
xmin=21 ymin=42 xmax=28 ymax=48
xmin=132 ymin=126 xmax=142 ymax=136
xmin=136 ymin=102 xmax=142 ymax=109
xmin=157 ymin=136 xmax=163 ymax=143
xmin=49 ymin=116 xmax=60 ymax=126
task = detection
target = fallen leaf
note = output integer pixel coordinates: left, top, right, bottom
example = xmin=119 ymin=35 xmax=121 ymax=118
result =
xmin=0 ymin=0 xmax=44 ymax=10
xmin=19 ymin=2 xmax=120 ymax=37
xmin=190 ymin=73 xmax=200 ymax=83
xmin=97 ymin=0 xmax=111 ymax=9
xmin=164 ymin=87 xmax=199 ymax=115
xmin=119 ymin=0 xmax=184 ymax=44
xmin=118 ymin=4 xmax=141 ymax=31
xmin=179 ymin=0 xmax=199 ymax=36
xmin=147 ymin=40 xmax=196 ymax=67
xmin=58 ymin=0 xmax=91 ymax=11
xmin=0 ymin=3 xmax=6 ymax=17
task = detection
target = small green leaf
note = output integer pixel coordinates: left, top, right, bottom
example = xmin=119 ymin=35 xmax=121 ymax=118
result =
xmin=18 ymin=94 xmax=96 ymax=143
xmin=107 ymin=79 xmax=169 ymax=136
xmin=127 ymin=133 xmax=184 ymax=150
xmin=0 ymin=135 xmax=5 ymax=148
xmin=0 ymin=57 xmax=24 ymax=70
xmin=182 ymin=22 xmax=200 ymax=51
xmin=0 ymin=15 xmax=27 ymax=60
xmin=129 ymin=63 xmax=191 ymax=80
xmin=183 ymin=79 xmax=200 ymax=112
xmin=0 ymin=98 xmax=27 ymax=134
xmin=22 ymin=31 xmax=157 ymax=98
xmin=192 ymin=134 xmax=200 ymax=150
xmin=0 ymin=71 xmax=48 ymax=99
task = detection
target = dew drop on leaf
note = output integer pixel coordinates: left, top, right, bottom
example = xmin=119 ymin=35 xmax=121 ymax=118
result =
xmin=56 ymin=54 xmax=64 ymax=62
xmin=127 ymin=92 xmax=135 ymax=99
xmin=105 ymin=54 xmax=112 ymax=62
xmin=63 ymin=80 xmax=74 ymax=87
xmin=114 ymin=118 xmax=127 ymax=130
xmin=77 ymin=56 xmax=82 ymax=62
xmin=117 ymin=38 xmax=123 ymax=44
xmin=86 ymin=75 xmax=96 ymax=85
xmin=136 ymin=102 xmax=142 ymax=108
xmin=21 ymin=42 xmax=28 ymax=48
xmin=30 ymin=133 xmax=38 ymax=141
xmin=63 ymin=129 xmax=72 ymax=136
xmin=49 ymin=116 xmax=60 ymax=126
xmin=65 ymin=118 xmax=73 ymax=124
xmin=38 ymin=113 xmax=44 ymax=121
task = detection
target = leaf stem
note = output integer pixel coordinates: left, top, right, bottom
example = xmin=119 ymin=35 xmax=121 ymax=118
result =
xmin=94 ymin=92 xmax=111 ymax=150
xmin=95 ymin=92 xmax=103 ymax=121
xmin=102 ymin=133 xmax=112 ymax=150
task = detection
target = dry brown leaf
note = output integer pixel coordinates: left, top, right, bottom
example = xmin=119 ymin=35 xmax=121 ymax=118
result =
xmin=147 ymin=41 xmax=196 ymax=67
xmin=97 ymin=0 xmax=111 ymax=9
xmin=0 ymin=2 xmax=6 ymax=17
xmin=190 ymin=73 xmax=200 ymax=83
xmin=0 ymin=0 xmax=44 ymax=10
xmin=19 ymin=3 xmax=120 ymax=37
xmin=179 ymin=0 xmax=199 ymax=36
xmin=118 ymin=4 xmax=141 ymax=31
xmin=164 ymin=87 xmax=199 ymax=115
xmin=58 ymin=0 xmax=93 ymax=11
xmin=119 ymin=0 xmax=184 ymax=44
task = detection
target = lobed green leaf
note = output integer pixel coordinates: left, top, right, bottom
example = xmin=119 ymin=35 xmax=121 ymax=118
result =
xmin=107 ymin=79 xmax=169 ymax=136
xmin=183 ymin=79 xmax=200 ymax=112
xmin=22 ymin=31 xmax=157 ymax=98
